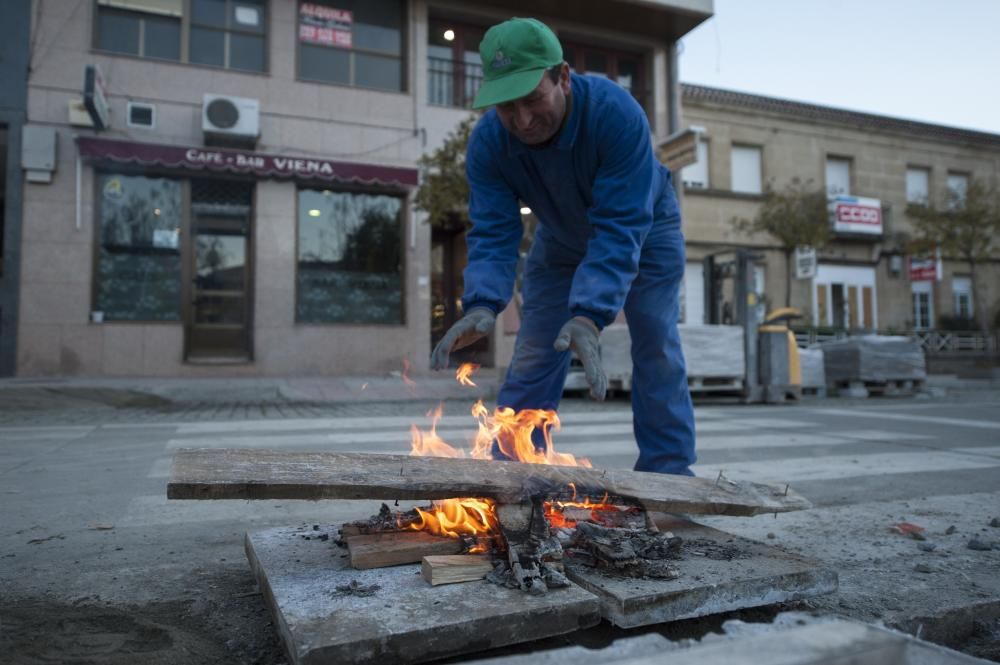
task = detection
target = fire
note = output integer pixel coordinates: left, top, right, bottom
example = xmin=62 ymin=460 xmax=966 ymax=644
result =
xmin=401 ymin=358 xmax=416 ymax=387
xmin=456 ymin=363 xmax=479 ymax=386
xmin=405 ymin=383 xmax=611 ymax=547
xmin=469 ymin=401 xmax=592 ymax=467
xmin=410 ymin=404 xmax=465 ymax=458
xmin=404 ymin=497 xmax=499 ymax=539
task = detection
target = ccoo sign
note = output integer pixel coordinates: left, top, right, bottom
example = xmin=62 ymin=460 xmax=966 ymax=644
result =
xmin=831 ymin=196 xmax=883 ymax=235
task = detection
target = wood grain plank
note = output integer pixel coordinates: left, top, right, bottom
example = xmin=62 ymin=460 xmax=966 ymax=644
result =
xmin=167 ymin=448 xmax=811 ymax=516
xmin=421 ymin=555 xmax=495 ymax=586
xmin=347 ymin=531 xmax=461 ymax=569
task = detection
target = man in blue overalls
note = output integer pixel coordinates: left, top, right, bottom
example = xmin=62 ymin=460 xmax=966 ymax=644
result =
xmin=430 ymin=18 xmax=696 ymax=476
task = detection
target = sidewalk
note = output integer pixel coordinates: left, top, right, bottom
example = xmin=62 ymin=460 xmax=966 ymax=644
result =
xmin=0 ymin=368 xmax=504 ymax=411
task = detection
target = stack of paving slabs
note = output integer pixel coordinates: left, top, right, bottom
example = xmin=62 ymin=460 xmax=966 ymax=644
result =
xmin=822 ymin=335 xmax=927 ymax=383
xmin=170 ymin=449 xmax=837 ymax=665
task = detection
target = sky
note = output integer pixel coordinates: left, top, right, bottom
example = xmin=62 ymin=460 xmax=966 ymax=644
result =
xmin=677 ymin=0 xmax=1000 ymax=135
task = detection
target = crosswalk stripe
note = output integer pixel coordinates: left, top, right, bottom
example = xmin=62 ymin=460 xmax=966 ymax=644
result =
xmin=818 ymin=408 xmax=1000 ymax=431
xmin=693 ymin=449 xmax=1000 ymax=484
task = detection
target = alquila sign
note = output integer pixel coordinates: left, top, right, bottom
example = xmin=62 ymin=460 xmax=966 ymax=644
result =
xmin=76 ymin=137 xmax=418 ymax=187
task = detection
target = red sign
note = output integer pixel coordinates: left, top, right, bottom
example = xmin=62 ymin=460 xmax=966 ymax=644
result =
xmin=830 ymin=195 xmax=883 ymax=235
xmin=299 ymin=3 xmax=352 ymax=48
xmin=909 ymin=256 xmax=937 ymax=281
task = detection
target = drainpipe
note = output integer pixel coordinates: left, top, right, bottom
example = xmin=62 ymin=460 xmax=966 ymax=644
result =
xmin=667 ymin=41 xmax=682 ymax=201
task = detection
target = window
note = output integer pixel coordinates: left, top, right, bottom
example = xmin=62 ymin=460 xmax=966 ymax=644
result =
xmin=681 ymin=139 xmax=709 ymax=189
xmin=906 ymin=167 xmax=929 ymax=205
xmin=94 ymin=0 xmax=266 ymax=72
xmin=911 ymin=281 xmax=933 ymax=330
xmin=190 ymin=0 xmax=266 ymax=71
xmin=825 ymin=156 xmax=851 ymax=197
xmin=563 ymin=42 xmax=646 ymax=108
xmin=730 ymin=145 xmax=762 ymax=194
xmin=94 ymin=174 xmax=183 ymax=321
xmin=946 ymin=172 xmax=969 ymax=209
xmin=427 ymin=18 xmax=484 ymax=108
xmin=298 ymin=0 xmax=406 ymax=92
xmin=297 ymin=189 xmax=403 ymax=324
xmin=952 ymin=276 xmax=973 ymax=319
xmin=95 ymin=0 xmax=182 ymax=61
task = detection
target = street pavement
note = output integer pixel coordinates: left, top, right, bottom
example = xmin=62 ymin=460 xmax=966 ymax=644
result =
xmin=1 ymin=383 xmax=999 ymax=663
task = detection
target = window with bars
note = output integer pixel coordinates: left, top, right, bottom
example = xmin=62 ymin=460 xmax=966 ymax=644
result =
xmin=297 ymin=0 xmax=406 ymax=92
xmin=427 ymin=18 xmax=484 ymax=108
xmin=562 ymin=42 xmax=646 ymax=109
xmin=94 ymin=0 xmax=267 ymax=72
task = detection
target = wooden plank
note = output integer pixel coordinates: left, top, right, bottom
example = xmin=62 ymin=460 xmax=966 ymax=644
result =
xmin=421 ymin=555 xmax=494 ymax=586
xmin=347 ymin=531 xmax=461 ymax=570
xmin=168 ymin=448 xmax=812 ymax=516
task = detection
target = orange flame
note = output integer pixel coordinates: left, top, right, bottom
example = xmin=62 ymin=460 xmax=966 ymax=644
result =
xmin=456 ymin=363 xmax=479 ymax=387
xmin=404 ymin=497 xmax=499 ymax=540
xmin=469 ymin=401 xmax=592 ymax=467
xmin=408 ymin=400 xmax=612 ymax=546
xmin=401 ymin=358 xmax=416 ymax=387
xmin=410 ymin=403 xmax=465 ymax=458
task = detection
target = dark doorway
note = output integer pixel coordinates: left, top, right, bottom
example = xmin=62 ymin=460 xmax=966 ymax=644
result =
xmin=430 ymin=225 xmax=490 ymax=366
xmin=185 ymin=179 xmax=254 ymax=361
xmin=831 ymin=283 xmax=846 ymax=329
xmin=0 ymin=126 xmax=7 ymax=279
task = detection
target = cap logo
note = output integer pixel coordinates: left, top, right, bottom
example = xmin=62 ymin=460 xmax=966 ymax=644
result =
xmin=491 ymin=49 xmax=512 ymax=70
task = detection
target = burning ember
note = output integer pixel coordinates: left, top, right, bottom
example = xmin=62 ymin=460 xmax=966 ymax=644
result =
xmin=456 ymin=363 xmax=479 ymax=386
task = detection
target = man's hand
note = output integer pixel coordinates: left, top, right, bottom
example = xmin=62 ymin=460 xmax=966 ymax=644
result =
xmin=554 ymin=317 xmax=607 ymax=401
xmin=430 ymin=308 xmax=496 ymax=370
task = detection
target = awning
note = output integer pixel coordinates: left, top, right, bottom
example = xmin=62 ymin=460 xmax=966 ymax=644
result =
xmin=76 ymin=136 xmax=419 ymax=187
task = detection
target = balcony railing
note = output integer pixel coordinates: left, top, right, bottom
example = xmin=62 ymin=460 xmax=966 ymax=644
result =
xmin=793 ymin=328 xmax=998 ymax=355
xmin=428 ymin=56 xmax=483 ymax=109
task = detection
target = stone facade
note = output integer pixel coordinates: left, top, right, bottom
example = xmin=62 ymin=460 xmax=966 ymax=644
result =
xmin=14 ymin=0 xmax=709 ymax=377
xmin=679 ymin=84 xmax=1000 ymax=335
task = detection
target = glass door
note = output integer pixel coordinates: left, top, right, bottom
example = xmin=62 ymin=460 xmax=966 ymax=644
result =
xmin=186 ymin=202 xmax=252 ymax=360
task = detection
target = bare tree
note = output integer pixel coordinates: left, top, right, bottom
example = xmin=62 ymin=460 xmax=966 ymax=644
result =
xmin=906 ymin=179 xmax=1000 ymax=334
xmin=733 ymin=178 xmax=831 ymax=307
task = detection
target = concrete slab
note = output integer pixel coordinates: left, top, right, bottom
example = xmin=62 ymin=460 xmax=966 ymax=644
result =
xmin=563 ymin=515 xmax=837 ymax=628
xmin=245 ymin=526 xmax=602 ymax=665
xmin=466 ymin=613 xmax=992 ymax=664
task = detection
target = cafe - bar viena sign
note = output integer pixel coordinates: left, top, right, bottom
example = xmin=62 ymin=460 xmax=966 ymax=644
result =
xmin=76 ymin=137 xmax=418 ymax=187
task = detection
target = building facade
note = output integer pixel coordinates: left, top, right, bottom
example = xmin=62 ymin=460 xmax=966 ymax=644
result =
xmin=13 ymin=0 xmax=710 ymax=377
xmin=678 ymin=84 xmax=1000 ymax=337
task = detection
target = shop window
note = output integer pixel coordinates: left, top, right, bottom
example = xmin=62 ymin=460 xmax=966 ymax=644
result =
xmin=563 ymin=42 xmax=646 ymax=109
xmin=427 ymin=18 xmax=484 ymax=108
xmin=94 ymin=174 xmax=183 ymax=321
xmin=906 ymin=166 xmax=930 ymax=205
xmin=298 ymin=0 xmax=406 ymax=92
xmin=296 ymin=189 xmax=403 ymax=324
xmin=94 ymin=0 xmax=266 ymax=72
xmin=731 ymin=145 xmax=762 ymax=194
xmin=95 ymin=0 xmax=182 ymax=61
xmin=826 ymin=156 xmax=851 ymax=197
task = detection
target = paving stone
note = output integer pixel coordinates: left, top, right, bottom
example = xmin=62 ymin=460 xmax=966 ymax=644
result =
xmin=246 ymin=526 xmax=602 ymax=665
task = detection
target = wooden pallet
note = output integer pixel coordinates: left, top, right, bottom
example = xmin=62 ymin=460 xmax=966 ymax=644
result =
xmin=688 ymin=375 xmax=744 ymax=393
xmin=831 ymin=379 xmax=925 ymax=398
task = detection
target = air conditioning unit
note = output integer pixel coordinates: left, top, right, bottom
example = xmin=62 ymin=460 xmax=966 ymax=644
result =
xmin=202 ymin=94 xmax=259 ymax=145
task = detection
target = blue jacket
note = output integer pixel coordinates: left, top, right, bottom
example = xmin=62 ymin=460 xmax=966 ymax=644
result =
xmin=461 ymin=73 xmax=681 ymax=329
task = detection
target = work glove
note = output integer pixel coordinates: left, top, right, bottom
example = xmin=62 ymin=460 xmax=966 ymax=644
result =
xmin=554 ymin=316 xmax=607 ymax=401
xmin=430 ymin=307 xmax=496 ymax=370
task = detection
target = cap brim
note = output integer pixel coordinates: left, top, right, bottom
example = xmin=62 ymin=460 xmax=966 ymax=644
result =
xmin=471 ymin=68 xmax=546 ymax=110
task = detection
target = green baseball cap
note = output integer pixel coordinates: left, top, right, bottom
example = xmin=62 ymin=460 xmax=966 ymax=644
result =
xmin=472 ymin=18 xmax=563 ymax=110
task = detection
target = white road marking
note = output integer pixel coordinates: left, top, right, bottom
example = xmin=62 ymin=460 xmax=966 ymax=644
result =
xmin=818 ymin=408 xmax=1000 ymax=431
xmin=694 ymin=450 xmax=1000 ymax=484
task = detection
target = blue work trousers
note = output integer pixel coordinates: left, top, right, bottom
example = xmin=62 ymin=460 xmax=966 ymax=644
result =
xmin=496 ymin=223 xmax=697 ymax=475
